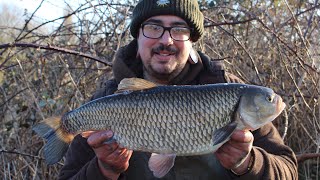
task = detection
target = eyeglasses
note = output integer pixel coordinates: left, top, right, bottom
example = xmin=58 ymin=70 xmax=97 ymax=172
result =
xmin=141 ymin=24 xmax=192 ymax=41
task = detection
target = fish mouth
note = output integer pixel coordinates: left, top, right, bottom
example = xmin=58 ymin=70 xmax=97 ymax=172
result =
xmin=275 ymin=94 xmax=286 ymax=112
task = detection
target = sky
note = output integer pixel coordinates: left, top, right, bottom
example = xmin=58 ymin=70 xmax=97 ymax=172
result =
xmin=0 ymin=0 xmax=82 ymax=24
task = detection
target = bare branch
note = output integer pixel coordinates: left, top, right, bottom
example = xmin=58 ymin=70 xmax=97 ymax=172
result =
xmin=15 ymin=0 xmax=45 ymax=41
xmin=0 ymin=149 xmax=64 ymax=166
xmin=205 ymin=16 xmax=263 ymax=84
xmin=204 ymin=17 xmax=256 ymax=27
xmin=0 ymin=42 xmax=112 ymax=67
xmin=297 ymin=153 xmax=320 ymax=163
xmin=0 ymin=88 xmax=28 ymax=108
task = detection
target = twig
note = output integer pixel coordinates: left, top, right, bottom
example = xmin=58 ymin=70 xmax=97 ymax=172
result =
xmin=281 ymin=109 xmax=289 ymax=140
xmin=255 ymin=18 xmax=318 ymax=73
xmin=205 ymin=17 xmax=263 ymax=84
xmin=0 ymin=149 xmax=63 ymax=166
xmin=283 ymin=0 xmax=313 ymax=56
xmin=297 ymin=153 xmax=320 ymax=163
xmin=15 ymin=2 xmax=88 ymax=42
xmin=15 ymin=3 xmax=133 ymax=42
xmin=279 ymin=3 xmax=320 ymax=39
xmin=204 ymin=17 xmax=256 ymax=27
xmin=0 ymin=0 xmax=46 ymax=58
xmin=0 ymin=42 xmax=112 ymax=67
xmin=0 ymin=88 xmax=28 ymax=108
xmin=16 ymin=58 xmax=45 ymax=120
xmin=0 ymin=149 xmax=43 ymax=161
xmin=15 ymin=0 xmax=45 ymax=41
xmin=303 ymin=0 xmax=319 ymax=39
xmin=255 ymin=17 xmax=320 ymax=98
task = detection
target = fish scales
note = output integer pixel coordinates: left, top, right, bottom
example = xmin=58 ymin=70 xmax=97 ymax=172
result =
xmin=61 ymin=84 xmax=244 ymax=155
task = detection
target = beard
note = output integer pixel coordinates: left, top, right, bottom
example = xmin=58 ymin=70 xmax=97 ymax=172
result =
xmin=137 ymin=57 xmax=186 ymax=82
xmin=137 ymin=44 xmax=189 ymax=82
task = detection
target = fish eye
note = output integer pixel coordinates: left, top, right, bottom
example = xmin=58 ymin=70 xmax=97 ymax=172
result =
xmin=266 ymin=95 xmax=274 ymax=102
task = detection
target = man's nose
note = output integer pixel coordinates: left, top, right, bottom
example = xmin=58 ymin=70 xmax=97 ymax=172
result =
xmin=158 ymin=30 xmax=174 ymax=45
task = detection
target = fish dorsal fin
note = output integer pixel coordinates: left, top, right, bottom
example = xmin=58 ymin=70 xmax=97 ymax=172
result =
xmin=117 ymin=78 xmax=157 ymax=93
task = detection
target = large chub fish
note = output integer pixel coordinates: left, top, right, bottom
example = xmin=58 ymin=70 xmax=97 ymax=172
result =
xmin=33 ymin=78 xmax=286 ymax=178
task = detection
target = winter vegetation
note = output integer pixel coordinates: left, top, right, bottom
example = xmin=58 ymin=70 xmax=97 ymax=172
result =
xmin=0 ymin=0 xmax=319 ymax=179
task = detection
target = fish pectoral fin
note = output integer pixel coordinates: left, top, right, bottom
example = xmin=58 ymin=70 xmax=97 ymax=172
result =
xmin=116 ymin=78 xmax=158 ymax=93
xmin=211 ymin=122 xmax=237 ymax=151
xmin=103 ymin=134 xmax=116 ymax=145
xmin=148 ymin=153 xmax=176 ymax=178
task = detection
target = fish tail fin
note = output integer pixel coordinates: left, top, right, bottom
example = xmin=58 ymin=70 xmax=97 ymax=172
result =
xmin=33 ymin=116 xmax=74 ymax=165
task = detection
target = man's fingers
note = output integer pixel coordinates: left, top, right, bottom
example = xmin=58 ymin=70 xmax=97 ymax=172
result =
xmin=81 ymin=131 xmax=96 ymax=138
xmin=109 ymin=149 xmax=132 ymax=161
xmin=227 ymin=130 xmax=254 ymax=150
xmin=215 ymin=146 xmax=248 ymax=169
xmin=121 ymin=149 xmax=133 ymax=161
xmin=85 ymin=131 xmax=132 ymax=174
xmin=108 ymin=148 xmax=128 ymax=160
xmin=101 ymin=148 xmax=133 ymax=173
xmin=217 ymin=141 xmax=249 ymax=161
xmin=87 ymin=130 xmax=114 ymax=148
xmin=230 ymin=130 xmax=253 ymax=143
xmin=114 ymin=148 xmax=127 ymax=156
xmin=215 ymin=130 xmax=254 ymax=169
xmin=125 ymin=150 xmax=133 ymax=160
xmin=215 ymin=149 xmax=237 ymax=168
xmin=118 ymin=150 xmax=133 ymax=169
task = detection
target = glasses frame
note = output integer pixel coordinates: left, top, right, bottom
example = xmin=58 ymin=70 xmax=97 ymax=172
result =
xmin=141 ymin=23 xmax=193 ymax=41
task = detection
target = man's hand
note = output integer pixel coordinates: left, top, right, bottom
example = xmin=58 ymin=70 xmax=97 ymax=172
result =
xmin=215 ymin=130 xmax=254 ymax=175
xmin=82 ymin=130 xmax=133 ymax=179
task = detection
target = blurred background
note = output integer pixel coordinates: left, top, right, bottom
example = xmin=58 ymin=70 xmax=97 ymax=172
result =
xmin=0 ymin=0 xmax=319 ymax=179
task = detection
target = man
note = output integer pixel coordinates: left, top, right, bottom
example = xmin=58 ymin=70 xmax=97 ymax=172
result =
xmin=58 ymin=0 xmax=298 ymax=179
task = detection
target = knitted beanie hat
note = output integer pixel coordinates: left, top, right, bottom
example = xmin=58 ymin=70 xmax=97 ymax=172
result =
xmin=130 ymin=0 xmax=204 ymax=42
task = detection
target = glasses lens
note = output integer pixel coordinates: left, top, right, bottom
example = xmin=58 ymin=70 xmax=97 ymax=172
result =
xmin=142 ymin=24 xmax=191 ymax=41
xmin=170 ymin=27 xmax=191 ymax=41
xmin=142 ymin=24 xmax=163 ymax=39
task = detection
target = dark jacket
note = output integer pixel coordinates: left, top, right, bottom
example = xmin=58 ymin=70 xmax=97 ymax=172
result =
xmin=58 ymin=40 xmax=298 ymax=180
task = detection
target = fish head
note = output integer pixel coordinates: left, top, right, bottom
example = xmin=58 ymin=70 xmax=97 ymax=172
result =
xmin=237 ymin=86 xmax=286 ymax=130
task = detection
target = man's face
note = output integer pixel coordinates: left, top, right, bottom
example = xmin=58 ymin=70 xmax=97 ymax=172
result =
xmin=137 ymin=15 xmax=193 ymax=82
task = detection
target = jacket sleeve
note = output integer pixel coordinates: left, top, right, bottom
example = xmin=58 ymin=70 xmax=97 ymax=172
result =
xmin=58 ymin=135 xmax=110 ymax=180
xmin=237 ymin=123 xmax=298 ymax=180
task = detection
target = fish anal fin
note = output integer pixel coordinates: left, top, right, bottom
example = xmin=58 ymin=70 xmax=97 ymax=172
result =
xmin=116 ymin=78 xmax=157 ymax=93
xmin=211 ymin=122 xmax=237 ymax=151
xmin=148 ymin=153 xmax=176 ymax=178
xmin=32 ymin=116 xmax=74 ymax=165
